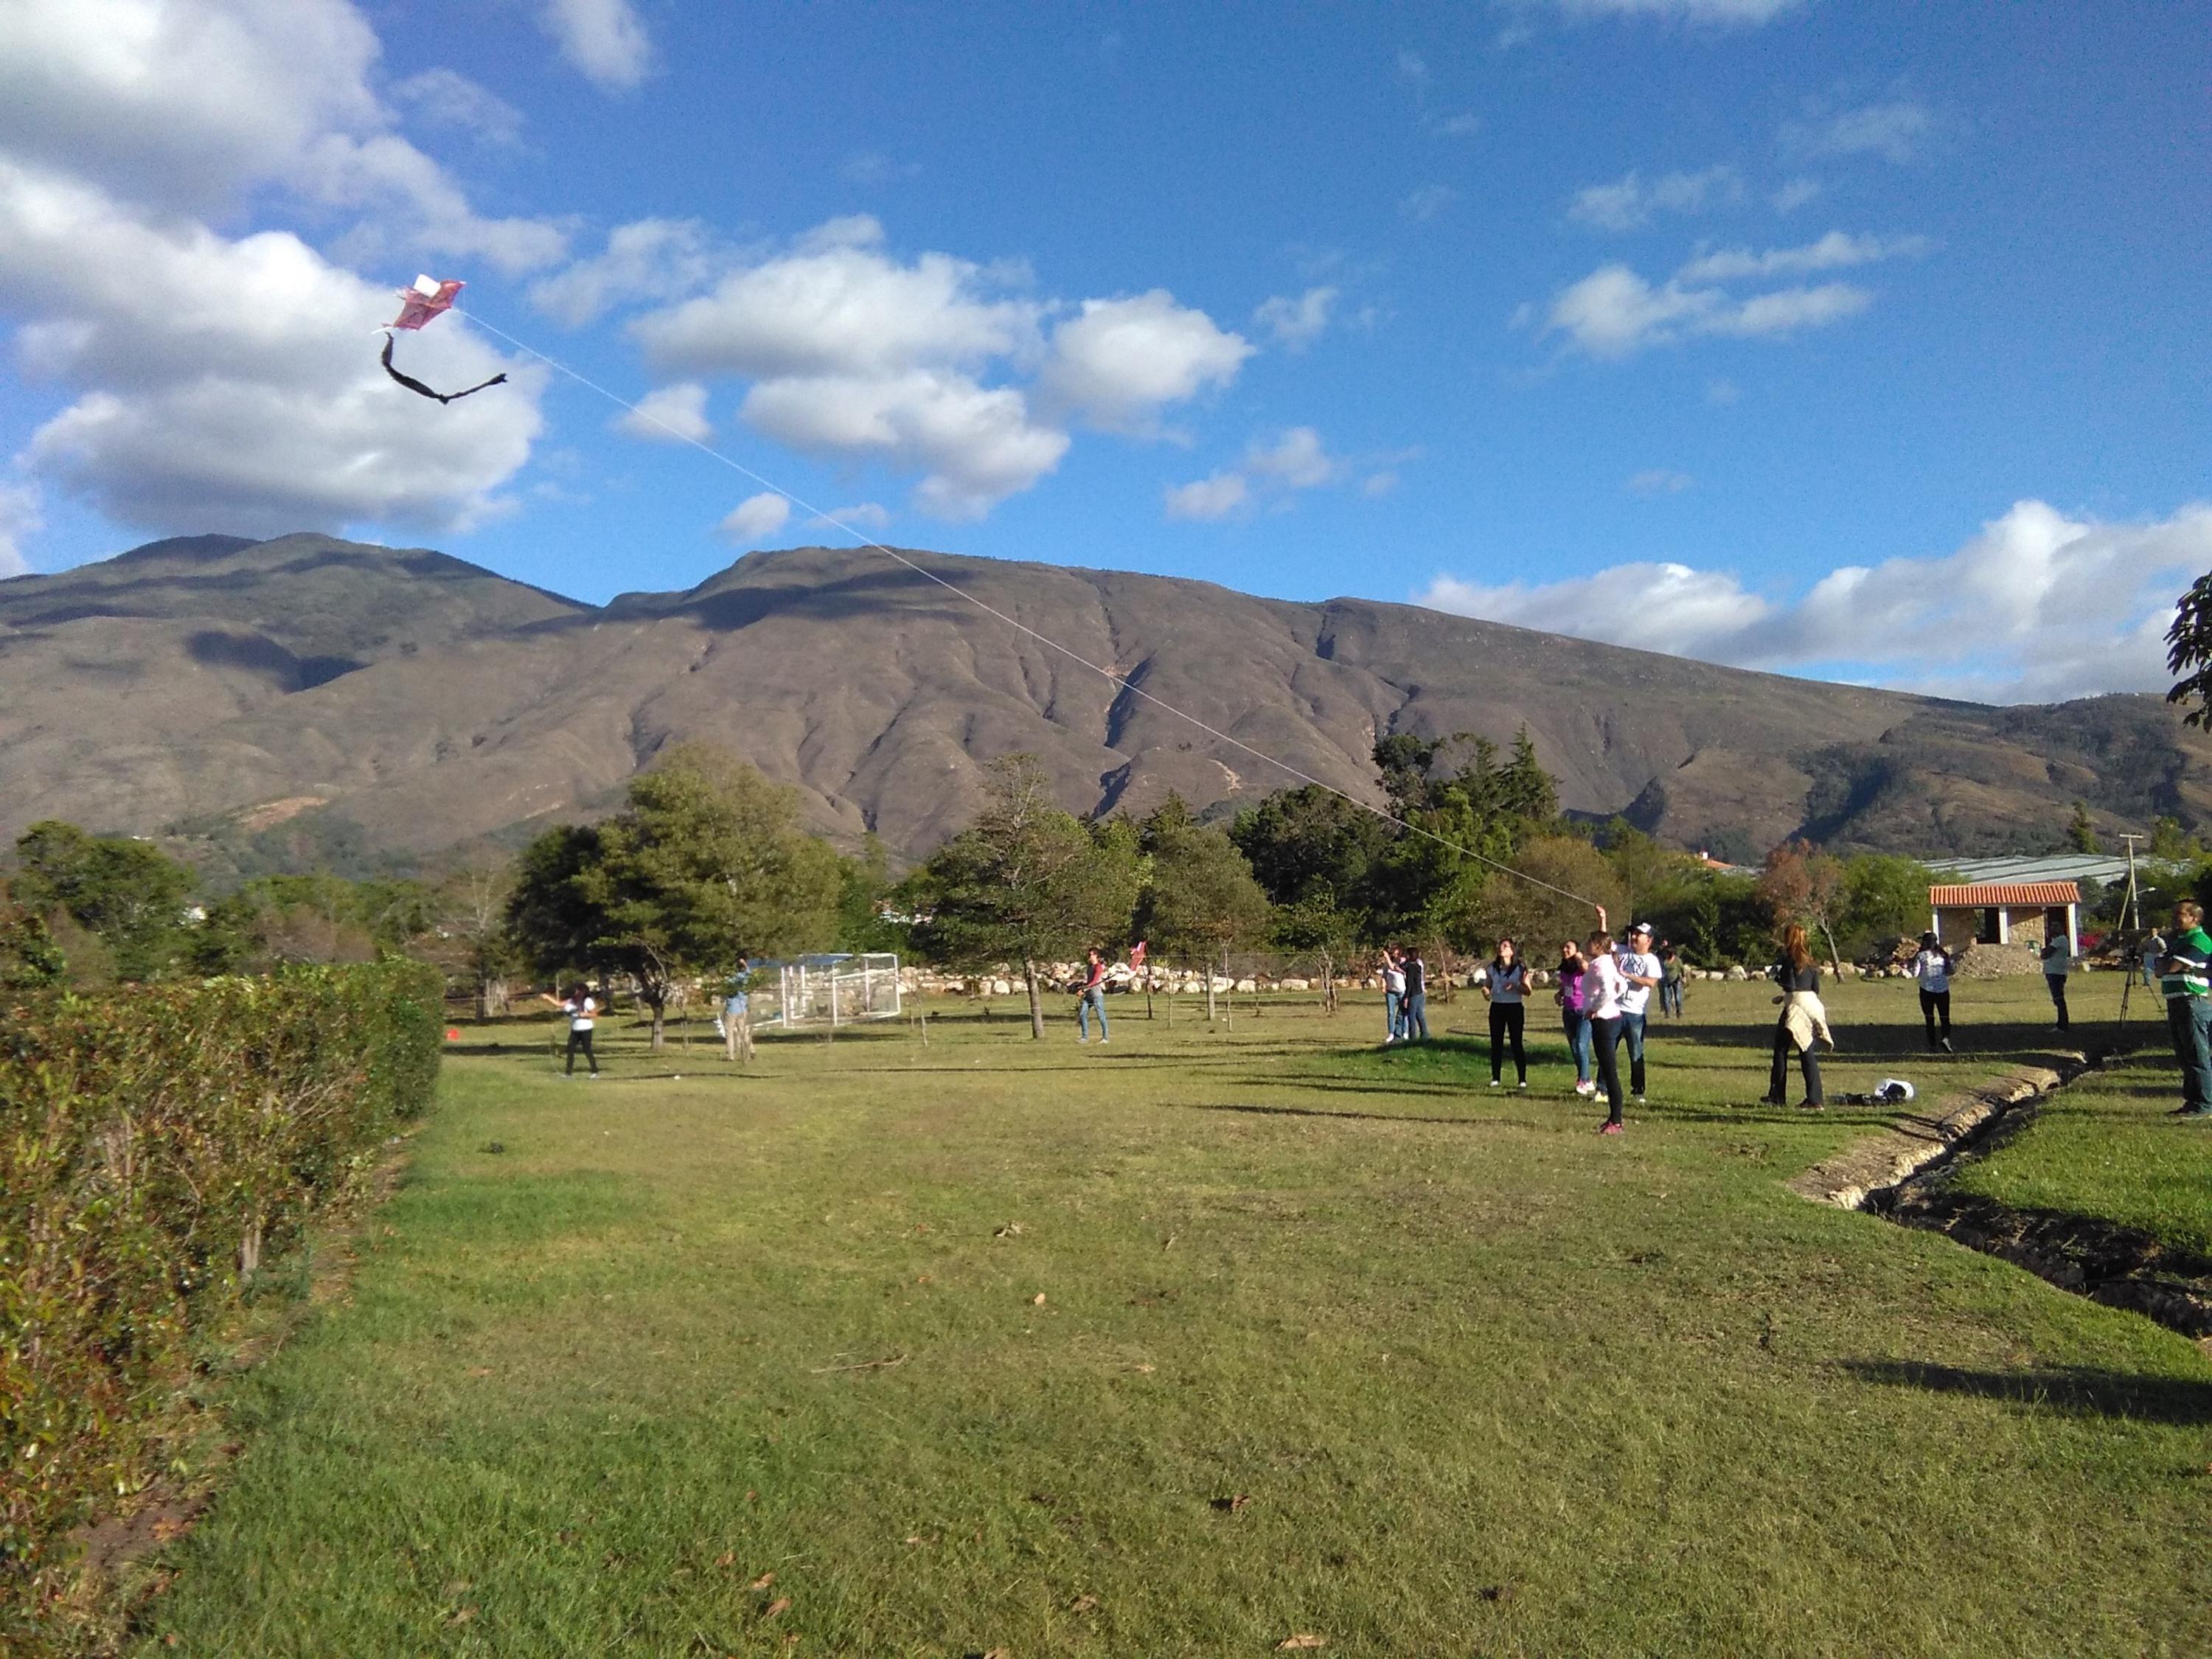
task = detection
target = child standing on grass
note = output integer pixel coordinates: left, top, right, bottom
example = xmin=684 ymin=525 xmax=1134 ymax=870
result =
xmin=540 ymin=986 xmax=599 ymax=1077
xmin=1481 ymin=938 xmax=1528 ymax=1088
xmin=1557 ymin=939 xmax=1595 ymax=1097
xmin=1585 ymin=933 xmax=1630 ymax=1134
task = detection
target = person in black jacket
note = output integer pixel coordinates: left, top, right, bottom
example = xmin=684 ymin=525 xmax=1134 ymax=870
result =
xmin=1761 ymin=925 xmax=1827 ymax=1108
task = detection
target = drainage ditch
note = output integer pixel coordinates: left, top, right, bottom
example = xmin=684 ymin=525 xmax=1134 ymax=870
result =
xmin=1794 ymin=1046 xmax=2212 ymax=1348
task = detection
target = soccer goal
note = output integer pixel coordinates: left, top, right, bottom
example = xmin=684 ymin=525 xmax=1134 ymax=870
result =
xmin=751 ymin=953 xmax=903 ymax=1029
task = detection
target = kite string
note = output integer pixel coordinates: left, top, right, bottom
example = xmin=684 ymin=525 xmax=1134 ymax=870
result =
xmin=455 ymin=307 xmax=1604 ymax=914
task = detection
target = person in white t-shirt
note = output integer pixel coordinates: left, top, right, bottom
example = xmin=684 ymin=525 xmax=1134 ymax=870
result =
xmin=1585 ymin=931 xmax=1632 ymax=1133
xmin=1910 ymin=931 xmax=1954 ymax=1051
xmin=540 ymin=985 xmax=600 ymax=1077
xmin=1612 ymin=922 xmax=1663 ymax=1102
xmin=2040 ymin=931 xmax=2073 ymax=1032
xmin=1380 ymin=950 xmax=1407 ymax=1045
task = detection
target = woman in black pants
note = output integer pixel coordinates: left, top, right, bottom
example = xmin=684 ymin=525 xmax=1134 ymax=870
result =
xmin=1482 ymin=937 xmax=1529 ymax=1088
xmin=1585 ymin=931 xmax=1630 ymax=1133
xmin=1762 ymin=925 xmax=1829 ymax=1108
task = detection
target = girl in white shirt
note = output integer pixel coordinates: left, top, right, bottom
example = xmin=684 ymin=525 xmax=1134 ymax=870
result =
xmin=1910 ymin=931 xmax=1953 ymax=1051
xmin=1585 ymin=932 xmax=1630 ymax=1133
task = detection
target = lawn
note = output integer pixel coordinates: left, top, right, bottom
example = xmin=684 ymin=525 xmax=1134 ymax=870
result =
xmin=131 ymin=973 xmax=2211 ymax=1657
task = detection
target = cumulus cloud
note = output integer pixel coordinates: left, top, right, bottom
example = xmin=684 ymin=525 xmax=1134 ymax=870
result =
xmin=1417 ymin=500 xmax=2212 ymax=703
xmin=1165 ymin=427 xmax=1346 ymax=521
xmin=0 ymin=484 xmax=43 ymax=577
xmin=389 ymin=69 xmax=525 ymax=147
xmin=1627 ymin=469 xmax=1694 ymax=495
xmin=1254 ymin=286 xmax=1339 ymax=350
xmin=1784 ymin=100 xmax=1933 ymax=164
xmin=616 ymin=383 xmax=712 ymax=444
xmin=541 ymin=0 xmax=653 ymax=91
xmin=1538 ymin=229 xmax=1928 ymax=356
xmin=1400 ymin=184 xmax=1460 ymax=222
xmin=717 ymin=493 xmax=790 ymax=545
xmin=1772 ymin=176 xmax=1823 ymax=212
xmin=0 ymin=157 xmax=540 ymax=535
xmin=1568 ymin=166 xmax=1742 ymax=232
xmin=529 ymin=218 xmax=717 ymax=326
xmin=1038 ymin=291 xmax=1252 ymax=431
xmin=804 ymin=501 xmax=891 ymax=533
xmin=0 ymin=0 xmax=566 ymax=269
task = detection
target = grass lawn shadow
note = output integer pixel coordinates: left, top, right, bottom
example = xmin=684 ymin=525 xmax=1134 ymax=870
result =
xmin=1841 ymin=1359 xmax=2212 ymax=1426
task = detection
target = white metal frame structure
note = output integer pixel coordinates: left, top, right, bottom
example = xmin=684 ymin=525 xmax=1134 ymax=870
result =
xmin=752 ymin=953 xmax=902 ymax=1029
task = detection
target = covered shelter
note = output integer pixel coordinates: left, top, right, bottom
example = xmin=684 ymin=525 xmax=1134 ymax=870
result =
xmin=1928 ymin=881 xmax=2080 ymax=953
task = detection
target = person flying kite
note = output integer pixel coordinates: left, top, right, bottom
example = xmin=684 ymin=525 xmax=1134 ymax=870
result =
xmin=380 ymin=276 xmax=508 ymax=403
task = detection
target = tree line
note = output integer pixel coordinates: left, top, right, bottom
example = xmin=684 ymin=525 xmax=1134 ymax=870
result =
xmin=7 ymin=728 xmax=2192 ymax=1041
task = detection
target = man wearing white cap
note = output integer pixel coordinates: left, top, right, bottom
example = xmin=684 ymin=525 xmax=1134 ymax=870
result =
xmin=1614 ymin=923 xmax=1664 ymax=1102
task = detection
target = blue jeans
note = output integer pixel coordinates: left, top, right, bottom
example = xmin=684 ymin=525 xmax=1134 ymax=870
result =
xmin=1622 ymin=1011 xmax=1648 ymax=1096
xmin=1384 ymin=990 xmax=1401 ymax=1040
xmin=2166 ymin=995 xmax=2212 ymax=1108
xmin=1403 ymin=990 xmax=1428 ymax=1040
xmin=1562 ymin=1010 xmax=1593 ymax=1082
xmin=1079 ymin=987 xmax=1107 ymax=1040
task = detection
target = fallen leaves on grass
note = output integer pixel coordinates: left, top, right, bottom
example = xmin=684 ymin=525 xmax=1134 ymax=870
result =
xmin=1069 ymin=1593 xmax=1100 ymax=1613
xmin=713 ymin=1550 xmax=736 ymax=1568
xmin=1031 ymin=1293 xmax=1048 ymax=1306
xmin=1210 ymin=1494 xmax=1252 ymax=1513
xmin=1480 ymin=1583 xmax=1517 ymax=1603
xmin=759 ymin=1595 xmax=793 ymax=1619
xmin=748 ymin=1571 xmax=776 ymax=1590
xmin=994 ymin=1222 xmax=1025 ymax=1237
xmin=1276 ymin=1635 xmax=1326 ymax=1650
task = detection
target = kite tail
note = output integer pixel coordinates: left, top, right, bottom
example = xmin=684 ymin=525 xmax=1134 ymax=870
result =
xmin=380 ymin=333 xmax=504 ymax=403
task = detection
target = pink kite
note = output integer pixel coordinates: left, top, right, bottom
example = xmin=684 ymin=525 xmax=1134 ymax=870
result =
xmin=379 ymin=275 xmax=506 ymax=404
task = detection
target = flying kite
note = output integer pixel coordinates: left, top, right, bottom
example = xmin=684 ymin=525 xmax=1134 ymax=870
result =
xmin=380 ymin=275 xmax=508 ymax=404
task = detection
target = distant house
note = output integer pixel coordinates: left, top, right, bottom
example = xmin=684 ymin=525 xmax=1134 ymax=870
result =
xmin=1929 ymin=881 xmax=2080 ymax=954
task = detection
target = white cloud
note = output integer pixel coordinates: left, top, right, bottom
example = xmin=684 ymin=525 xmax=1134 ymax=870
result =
xmin=634 ymin=239 xmax=1041 ymax=380
xmin=529 ymin=218 xmax=717 ymax=326
xmin=1038 ymin=291 xmax=1252 ymax=432
xmin=541 ymin=0 xmax=653 ymax=91
xmin=1784 ymin=101 xmax=1933 ymax=164
xmin=1362 ymin=471 xmax=1400 ymax=498
xmin=1540 ymin=230 xmax=1927 ymax=356
xmin=1772 ymin=176 xmax=1823 ymax=212
xmin=1627 ymin=469 xmax=1693 ymax=495
xmin=0 ymin=158 xmax=541 ymax=535
xmin=1254 ymin=286 xmax=1339 ymax=350
xmin=389 ymin=69 xmax=524 ymax=147
xmin=1675 ymin=230 xmax=1931 ymax=284
xmin=1165 ymin=473 xmax=1250 ymax=522
xmin=616 ymin=383 xmax=712 ymax=444
xmin=0 ymin=484 xmax=43 ymax=577
xmin=1568 ymin=166 xmax=1742 ymax=232
xmin=717 ymin=493 xmax=790 ymax=545
xmin=742 ymin=370 xmax=1068 ymax=520
xmin=1400 ymin=184 xmax=1459 ymax=221
xmin=841 ymin=152 xmax=921 ymax=185
xmin=1418 ymin=500 xmax=2212 ymax=702
xmin=1705 ymin=378 xmax=1740 ymax=405
xmin=0 ymin=0 xmax=566 ymax=269
xmin=1165 ymin=427 xmax=1345 ymax=521
xmin=1397 ymin=49 xmax=1431 ymax=86
xmin=1430 ymin=112 xmax=1481 ymax=138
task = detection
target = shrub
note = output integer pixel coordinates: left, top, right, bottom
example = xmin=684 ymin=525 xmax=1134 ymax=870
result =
xmin=0 ymin=959 xmax=442 ymax=1635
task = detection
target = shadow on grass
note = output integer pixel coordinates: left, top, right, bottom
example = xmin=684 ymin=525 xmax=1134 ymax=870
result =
xmin=1189 ymin=1100 xmax=1523 ymax=1131
xmin=1840 ymin=1359 xmax=2212 ymax=1426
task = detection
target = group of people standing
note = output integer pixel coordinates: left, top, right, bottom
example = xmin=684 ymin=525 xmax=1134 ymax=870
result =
xmin=1378 ymin=945 xmax=1430 ymax=1044
xmin=1466 ymin=922 xmax=1663 ymax=1133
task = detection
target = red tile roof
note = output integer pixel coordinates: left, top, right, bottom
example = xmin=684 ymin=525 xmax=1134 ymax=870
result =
xmin=1928 ymin=882 xmax=2081 ymax=907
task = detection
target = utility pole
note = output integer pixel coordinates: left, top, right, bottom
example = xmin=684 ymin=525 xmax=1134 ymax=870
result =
xmin=2118 ymin=832 xmax=2144 ymax=1032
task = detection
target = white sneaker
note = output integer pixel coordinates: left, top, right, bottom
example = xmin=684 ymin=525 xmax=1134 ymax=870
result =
xmin=1489 ymin=1079 xmax=1501 ymax=1088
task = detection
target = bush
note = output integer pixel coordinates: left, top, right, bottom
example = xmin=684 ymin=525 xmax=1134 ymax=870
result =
xmin=0 ymin=959 xmax=442 ymax=1635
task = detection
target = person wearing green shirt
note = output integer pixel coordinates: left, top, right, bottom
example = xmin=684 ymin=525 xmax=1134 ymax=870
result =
xmin=2157 ymin=900 xmax=2212 ymax=1119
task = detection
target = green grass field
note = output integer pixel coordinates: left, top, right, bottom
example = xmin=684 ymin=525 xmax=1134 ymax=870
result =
xmin=131 ymin=973 xmax=2211 ymax=1657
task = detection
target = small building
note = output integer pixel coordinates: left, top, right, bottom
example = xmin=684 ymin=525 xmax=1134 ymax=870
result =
xmin=1928 ymin=882 xmax=2080 ymax=953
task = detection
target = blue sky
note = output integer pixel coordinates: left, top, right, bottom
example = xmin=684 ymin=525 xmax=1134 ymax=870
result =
xmin=1 ymin=0 xmax=2207 ymax=703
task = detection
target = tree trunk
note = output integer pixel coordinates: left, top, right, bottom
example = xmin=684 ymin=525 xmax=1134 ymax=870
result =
xmin=1818 ymin=919 xmax=1843 ymax=976
xmin=648 ymin=992 xmax=667 ymax=1051
xmin=1024 ymin=959 xmax=1046 ymax=1039
xmin=1206 ymin=959 xmax=1217 ymax=1023
xmin=1321 ymin=952 xmax=1336 ymax=1014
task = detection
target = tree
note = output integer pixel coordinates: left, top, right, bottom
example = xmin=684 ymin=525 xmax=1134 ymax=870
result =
xmin=11 ymin=820 xmax=195 ymax=979
xmin=1472 ymin=836 xmax=1624 ymax=959
xmin=1135 ymin=813 xmax=1271 ymax=1022
xmin=507 ymin=746 xmax=844 ymax=1049
xmin=1837 ymin=854 xmax=1937 ymax=956
xmin=1229 ymin=785 xmax=1390 ymax=918
xmin=1756 ymin=840 xmax=1848 ymax=971
xmin=1270 ymin=883 xmax=1360 ymax=1012
xmin=2066 ymin=800 xmax=2101 ymax=855
xmin=2166 ymin=570 xmax=2212 ymax=726
xmin=910 ymin=754 xmax=1140 ymax=1037
xmin=0 ymin=887 xmax=65 ymax=992
xmin=431 ymin=866 xmax=520 ymax=1019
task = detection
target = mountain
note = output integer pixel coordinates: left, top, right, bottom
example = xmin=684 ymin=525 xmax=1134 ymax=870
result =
xmin=2 ymin=532 xmax=2205 ymax=869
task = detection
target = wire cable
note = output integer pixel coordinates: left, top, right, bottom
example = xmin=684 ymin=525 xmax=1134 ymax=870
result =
xmin=456 ymin=307 xmax=1605 ymax=914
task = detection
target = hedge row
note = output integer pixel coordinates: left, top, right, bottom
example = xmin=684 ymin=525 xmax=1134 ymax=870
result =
xmin=1 ymin=959 xmax=442 ymax=1631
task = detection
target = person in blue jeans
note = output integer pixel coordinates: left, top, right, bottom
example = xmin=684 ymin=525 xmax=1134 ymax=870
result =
xmin=1077 ymin=946 xmax=1110 ymax=1043
xmin=1380 ymin=949 xmax=1405 ymax=1044
xmin=1400 ymin=945 xmax=1430 ymax=1041
xmin=1613 ymin=923 xmax=1664 ymax=1102
xmin=1555 ymin=939 xmax=1594 ymax=1096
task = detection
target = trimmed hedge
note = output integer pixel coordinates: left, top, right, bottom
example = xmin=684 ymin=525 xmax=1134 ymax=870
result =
xmin=1 ymin=959 xmax=442 ymax=1631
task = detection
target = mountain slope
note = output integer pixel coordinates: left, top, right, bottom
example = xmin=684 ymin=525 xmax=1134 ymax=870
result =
xmin=1 ymin=533 xmax=2202 ymax=865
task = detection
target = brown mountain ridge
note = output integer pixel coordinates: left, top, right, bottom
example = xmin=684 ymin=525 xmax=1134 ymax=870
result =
xmin=2 ymin=531 xmax=2205 ymax=868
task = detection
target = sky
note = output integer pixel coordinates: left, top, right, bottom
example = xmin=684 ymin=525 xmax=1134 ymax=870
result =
xmin=1 ymin=0 xmax=2208 ymax=705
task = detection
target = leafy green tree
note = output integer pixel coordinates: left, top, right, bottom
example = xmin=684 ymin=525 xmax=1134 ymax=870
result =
xmin=2165 ymin=570 xmax=2212 ymax=726
xmin=2149 ymin=815 xmax=2197 ymax=860
xmin=1837 ymin=854 xmax=1938 ymax=956
xmin=1269 ymin=883 xmax=1360 ymax=1011
xmin=834 ymin=832 xmax=908 ymax=953
xmin=507 ymin=745 xmax=844 ymax=1048
xmin=1472 ymin=835 xmax=1624 ymax=959
xmin=11 ymin=820 xmax=195 ymax=979
xmin=0 ymin=887 xmax=66 ymax=992
xmin=1135 ymin=810 xmax=1271 ymax=1021
xmin=910 ymin=754 xmax=1140 ymax=1037
xmin=1230 ymin=785 xmax=1391 ymax=917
